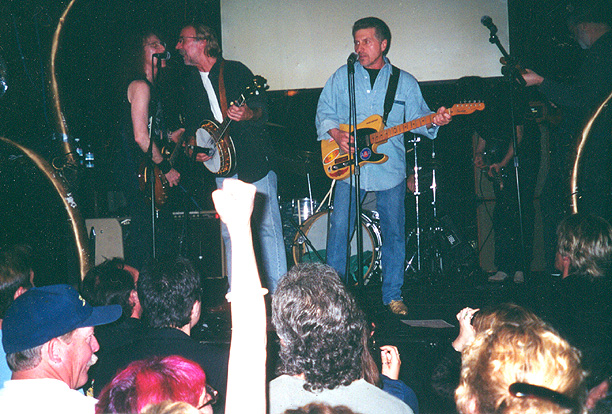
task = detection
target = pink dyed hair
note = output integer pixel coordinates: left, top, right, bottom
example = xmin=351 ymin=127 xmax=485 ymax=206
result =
xmin=96 ymin=355 xmax=207 ymax=414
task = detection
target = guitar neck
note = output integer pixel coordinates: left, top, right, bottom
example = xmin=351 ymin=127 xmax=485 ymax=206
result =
xmin=168 ymin=132 xmax=187 ymax=166
xmin=369 ymin=113 xmax=436 ymax=144
xmin=217 ymin=94 xmax=247 ymax=138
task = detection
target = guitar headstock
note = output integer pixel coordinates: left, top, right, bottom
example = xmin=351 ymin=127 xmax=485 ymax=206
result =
xmin=449 ymin=101 xmax=485 ymax=115
xmin=245 ymin=75 xmax=269 ymax=96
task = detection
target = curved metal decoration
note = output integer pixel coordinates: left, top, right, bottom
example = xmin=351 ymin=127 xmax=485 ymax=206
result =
xmin=0 ymin=136 xmax=91 ymax=279
xmin=46 ymin=0 xmax=91 ymax=278
xmin=50 ymin=0 xmax=79 ymax=165
xmin=571 ymin=89 xmax=612 ymax=213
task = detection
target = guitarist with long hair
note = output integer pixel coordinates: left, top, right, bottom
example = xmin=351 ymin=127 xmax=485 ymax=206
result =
xmin=316 ymin=17 xmax=452 ymax=316
xmin=114 ymin=28 xmax=185 ymax=270
xmin=176 ymin=22 xmax=287 ymax=294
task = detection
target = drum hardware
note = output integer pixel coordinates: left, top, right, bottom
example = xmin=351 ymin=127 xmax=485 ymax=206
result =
xmin=292 ymin=209 xmax=382 ymax=285
xmin=405 ymin=135 xmax=459 ymax=282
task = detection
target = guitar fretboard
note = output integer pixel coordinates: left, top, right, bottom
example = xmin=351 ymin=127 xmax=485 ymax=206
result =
xmin=369 ymin=103 xmax=483 ymax=144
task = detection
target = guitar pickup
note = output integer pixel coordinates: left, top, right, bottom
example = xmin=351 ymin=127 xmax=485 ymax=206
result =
xmin=331 ymin=159 xmax=350 ymax=171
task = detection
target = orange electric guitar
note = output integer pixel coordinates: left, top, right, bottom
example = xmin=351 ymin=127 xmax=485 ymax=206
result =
xmin=321 ymin=102 xmax=485 ymax=180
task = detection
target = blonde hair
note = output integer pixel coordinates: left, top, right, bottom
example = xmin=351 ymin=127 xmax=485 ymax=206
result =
xmin=455 ymin=322 xmax=586 ymax=414
xmin=556 ymin=213 xmax=612 ymax=278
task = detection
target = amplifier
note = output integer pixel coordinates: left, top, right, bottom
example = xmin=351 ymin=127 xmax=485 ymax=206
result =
xmin=170 ymin=211 xmax=226 ymax=280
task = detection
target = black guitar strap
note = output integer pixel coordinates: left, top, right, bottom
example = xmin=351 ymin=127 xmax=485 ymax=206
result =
xmin=383 ymin=65 xmax=400 ymax=125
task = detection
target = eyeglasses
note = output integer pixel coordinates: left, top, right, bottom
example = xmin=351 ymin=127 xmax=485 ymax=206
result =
xmin=145 ymin=41 xmax=166 ymax=49
xmin=177 ymin=36 xmax=205 ymax=43
xmin=198 ymin=384 xmax=218 ymax=408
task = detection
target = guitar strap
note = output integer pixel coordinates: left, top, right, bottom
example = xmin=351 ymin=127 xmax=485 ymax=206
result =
xmin=382 ymin=65 xmax=400 ymax=124
xmin=218 ymin=60 xmax=228 ymax=118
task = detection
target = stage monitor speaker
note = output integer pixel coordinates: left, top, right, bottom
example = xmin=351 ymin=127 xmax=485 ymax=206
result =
xmin=172 ymin=211 xmax=226 ymax=280
xmin=85 ymin=218 xmax=125 ymax=265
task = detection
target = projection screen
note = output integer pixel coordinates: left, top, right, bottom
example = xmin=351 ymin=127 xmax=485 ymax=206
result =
xmin=221 ymin=0 xmax=509 ymax=91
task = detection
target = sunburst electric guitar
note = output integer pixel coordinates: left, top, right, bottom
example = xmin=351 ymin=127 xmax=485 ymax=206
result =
xmin=321 ymin=102 xmax=485 ymax=180
xmin=138 ymin=129 xmax=188 ymax=209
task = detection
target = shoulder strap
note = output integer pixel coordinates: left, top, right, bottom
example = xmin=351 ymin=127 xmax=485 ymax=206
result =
xmin=218 ymin=60 xmax=228 ymax=118
xmin=383 ymin=65 xmax=400 ymax=124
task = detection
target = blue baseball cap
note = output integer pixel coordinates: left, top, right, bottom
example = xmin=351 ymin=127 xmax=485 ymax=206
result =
xmin=2 ymin=284 xmax=122 ymax=354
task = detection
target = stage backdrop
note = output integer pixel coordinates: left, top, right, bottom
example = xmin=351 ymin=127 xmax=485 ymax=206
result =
xmin=221 ymin=0 xmax=509 ymax=90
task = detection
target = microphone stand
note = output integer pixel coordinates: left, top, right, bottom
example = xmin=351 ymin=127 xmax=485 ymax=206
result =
xmin=347 ymin=56 xmax=364 ymax=288
xmin=147 ymin=56 xmax=164 ymax=259
xmin=484 ymin=21 xmax=528 ymax=278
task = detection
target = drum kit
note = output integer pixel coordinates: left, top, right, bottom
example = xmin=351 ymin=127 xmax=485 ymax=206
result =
xmin=278 ymin=151 xmax=383 ymax=285
xmin=278 ymin=136 xmax=474 ymax=287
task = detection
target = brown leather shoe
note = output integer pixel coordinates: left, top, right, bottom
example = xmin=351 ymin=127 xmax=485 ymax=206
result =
xmin=388 ymin=299 xmax=408 ymax=316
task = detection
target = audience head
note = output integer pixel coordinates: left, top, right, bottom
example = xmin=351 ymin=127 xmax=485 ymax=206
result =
xmin=140 ymin=401 xmax=201 ymax=414
xmin=352 ymin=17 xmax=392 ymax=55
xmin=272 ymin=263 xmax=367 ymax=392
xmin=455 ymin=315 xmax=586 ymax=414
xmin=96 ymin=355 xmax=214 ymax=414
xmin=2 ymin=284 xmax=121 ymax=389
xmin=471 ymin=302 xmax=544 ymax=333
xmin=556 ymin=213 xmax=612 ymax=278
xmin=137 ymin=255 xmax=201 ymax=330
xmin=284 ymin=402 xmax=360 ymax=414
xmin=81 ymin=258 xmax=141 ymax=320
xmin=0 ymin=244 xmax=34 ymax=320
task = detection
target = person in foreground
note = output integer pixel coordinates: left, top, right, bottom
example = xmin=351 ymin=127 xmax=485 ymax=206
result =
xmin=211 ymin=179 xmax=267 ymax=414
xmin=0 ymin=244 xmax=35 ymax=387
xmin=548 ymin=213 xmax=612 ymax=409
xmin=269 ymin=262 xmax=413 ymax=414
xmin=90 ymin=255 xmax=229 ymax=400
xmin=0 ymin=284 xmax=121 ymax=413
xmin=95 ymin=355 xmax=216 ymax=414
xmin=455 ymin=310 xmax=586 ymax=414
xmin=316 ymin=17 xmax=451 ymax=315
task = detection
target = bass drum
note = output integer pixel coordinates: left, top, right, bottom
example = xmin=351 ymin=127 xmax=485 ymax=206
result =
xmin=292 ymin=210 xmax=382 ymax=285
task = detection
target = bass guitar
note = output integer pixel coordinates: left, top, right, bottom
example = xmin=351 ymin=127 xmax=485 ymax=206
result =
xmin=191 ymin=75 xmax=269 ymax=177
xmin=321 ymin=102 xmax=485 ymax=180
xmin=138 ymin=129 xmax=187 ymax=209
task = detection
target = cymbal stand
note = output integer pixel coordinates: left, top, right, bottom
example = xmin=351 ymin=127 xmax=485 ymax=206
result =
xmin=405 ymin=134 xmax=422 ymax=273
xmin=429 ymin=139 xmax=445 ymax=279
xmin=405 ymin=138 xmax=446 ymax=281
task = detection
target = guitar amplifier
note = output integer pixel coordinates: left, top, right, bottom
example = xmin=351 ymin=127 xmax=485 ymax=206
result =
xmin=86 ymin=218 xmax=126 ymax=265
xmin=170 ymin=211 xmax=226 ymax=280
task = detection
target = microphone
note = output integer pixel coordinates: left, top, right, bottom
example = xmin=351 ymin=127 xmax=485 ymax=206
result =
xmin=347 ymin=53 xmax=358 ymax=65
xmin=481 ymin=15 xmax=498 ymax=35
xmin=153 ymin=51 xmax=171 ymax=60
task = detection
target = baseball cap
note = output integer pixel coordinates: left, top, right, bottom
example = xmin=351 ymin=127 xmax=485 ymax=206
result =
xmin=2 ymin=284 xmax=122 ymax=354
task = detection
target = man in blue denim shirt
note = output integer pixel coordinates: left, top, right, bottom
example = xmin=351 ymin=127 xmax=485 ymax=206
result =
xmin=316 ymin=17 xmax=451 ymax=315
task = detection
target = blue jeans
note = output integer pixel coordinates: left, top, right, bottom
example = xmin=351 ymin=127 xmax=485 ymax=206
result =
xmin=326 ymin=180 xmax=406 ymax=304
xmin=217 ymin=171 xmax=287 ymax=293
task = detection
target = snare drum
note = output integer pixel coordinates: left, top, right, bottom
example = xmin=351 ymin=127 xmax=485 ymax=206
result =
xmin=292 ymin=210 xmax=382 ymax=284
xmin=293 ymin=198 xmax=319 ymax=225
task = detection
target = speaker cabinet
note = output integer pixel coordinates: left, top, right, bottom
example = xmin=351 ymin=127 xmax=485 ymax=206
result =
xmin=172 ymin=211 xmax=226 ymax=280
xmin=85 ymin=218 xmax=125 ymax=265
